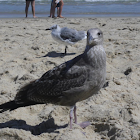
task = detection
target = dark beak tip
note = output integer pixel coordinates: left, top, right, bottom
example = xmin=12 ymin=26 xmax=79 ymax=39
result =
xmin=46 ymin=28 xmax=50 ymax=30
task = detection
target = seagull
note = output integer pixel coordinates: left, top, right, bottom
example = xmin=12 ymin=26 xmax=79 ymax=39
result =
xmin=0 ymin=28 xmax=106 ymax=129
xmin=46 ymin=25 xmax=87 ymax=55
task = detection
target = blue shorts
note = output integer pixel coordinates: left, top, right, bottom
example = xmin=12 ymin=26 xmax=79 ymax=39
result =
xmin=56 ymin=3 xmax=60 ymax=7
xmin=51 ymin=0 xmax=60 ymax=7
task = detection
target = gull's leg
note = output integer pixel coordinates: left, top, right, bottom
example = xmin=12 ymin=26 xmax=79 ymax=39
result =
xmin=73 ymin=105 xmax=91 ymax=129
xmin=69 ymin=106 xmax=74 ymax=129
xmin=65 ymin=46 xmax=68 ymax=54
xmin=74 ymin=105 xmax=77 ymax=123
xmin=60 ymin=46 xmax=67 ymax=57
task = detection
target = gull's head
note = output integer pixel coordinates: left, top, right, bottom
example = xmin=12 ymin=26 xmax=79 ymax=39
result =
xmin=46 ymin=25 xmax=60 ymax=32
xmin=87 ymin=28 xmax=103 ymax=46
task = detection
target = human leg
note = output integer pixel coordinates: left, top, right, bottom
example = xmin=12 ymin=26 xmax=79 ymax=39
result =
xmin=57 ymin=7 xmax=59 ymax=17
xmin=49 ymin=6 xmax=52 ymax=17
xmin=25 ymin=1 xmax=30 ymax=18
xmin=49 ymin=0 xmax=53 ymax=17
xmin=57 ymin=0 xmax=64 ymax=18
xmin=52 ymin=0 xmax=56 ymax=18
xmin=31 ymin=0 xmax=36 ymax=18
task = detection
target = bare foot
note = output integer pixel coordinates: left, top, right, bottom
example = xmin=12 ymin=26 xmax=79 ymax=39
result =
xmin=33 ymin=16 xmax=37 ymax=18
xmin=52 ymin=16 xmax=58 ymax=19
xmin=57 ymin=15 xmax=64 ymax=18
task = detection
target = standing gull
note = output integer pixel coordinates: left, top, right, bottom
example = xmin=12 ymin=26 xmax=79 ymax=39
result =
xmin=0 ymin=28 xmax=106 ymax=129
xmin=46 ymin=25 xmax=87 ymax=55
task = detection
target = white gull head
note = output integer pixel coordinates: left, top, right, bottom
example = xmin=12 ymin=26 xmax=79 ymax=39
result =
xmin=48 ymin=25 xmax=61 ymax=33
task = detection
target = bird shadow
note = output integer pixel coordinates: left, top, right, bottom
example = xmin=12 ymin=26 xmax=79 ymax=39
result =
xmin=0 ymin=118 xmax=68 ymax=135
xmin=36 ymin=51 xmax=76 ymax=58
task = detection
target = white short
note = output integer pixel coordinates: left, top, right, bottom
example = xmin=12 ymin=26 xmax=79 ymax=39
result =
xmin=55 ymin=0 xmax=60 ymax=4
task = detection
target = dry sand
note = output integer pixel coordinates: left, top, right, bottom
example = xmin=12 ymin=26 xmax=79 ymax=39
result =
xmin=0 ymin=17 xmax=140 ymax=140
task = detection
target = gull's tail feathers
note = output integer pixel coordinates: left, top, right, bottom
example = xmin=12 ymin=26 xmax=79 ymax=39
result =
xmin=0 ymin=82 xmax=44 ymax=113
xmin=0 ymin=101 xmax=18 ymax=113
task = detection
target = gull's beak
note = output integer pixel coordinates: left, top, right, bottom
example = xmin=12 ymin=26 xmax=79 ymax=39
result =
xmin=88 ymin=35 xmax=94 ymax=44
xmin=46 ymin=28 xmax=51 ymax=30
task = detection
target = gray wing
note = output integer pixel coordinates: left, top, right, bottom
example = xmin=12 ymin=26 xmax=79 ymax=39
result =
xmin=60 ymin=27 xmax=86 ymax=43
xmin=15 ymin=54 xmax=88 ymax=105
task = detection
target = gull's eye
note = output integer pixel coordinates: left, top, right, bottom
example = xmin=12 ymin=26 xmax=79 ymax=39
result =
xmin=98 ymin=32 xmax=101 ymax=36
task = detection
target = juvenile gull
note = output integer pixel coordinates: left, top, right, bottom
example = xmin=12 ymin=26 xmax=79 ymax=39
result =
xmin=0 ymin=28 xmax=106 ymax=129
xmin=46 ymin=25 xmax=87 ymax=55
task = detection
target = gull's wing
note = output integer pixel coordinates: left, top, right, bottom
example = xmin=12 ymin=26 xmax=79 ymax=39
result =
xmin=15 ymin=54 xmax=88 ymax=105
xmin=60 ymin=27 xmax=86 ymax=43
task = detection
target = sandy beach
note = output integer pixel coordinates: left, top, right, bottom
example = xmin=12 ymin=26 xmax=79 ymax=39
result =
xmin=0 ymin=17 xmax=140 ymax=140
